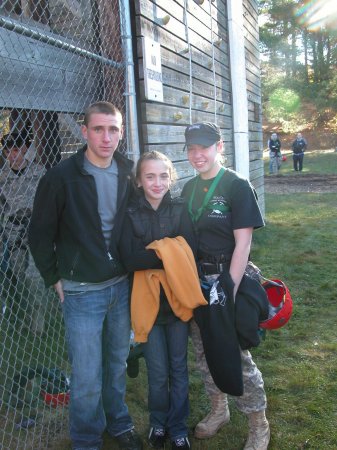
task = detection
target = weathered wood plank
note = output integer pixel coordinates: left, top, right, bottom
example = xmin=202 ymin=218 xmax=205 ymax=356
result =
xmin=148 ymin=84 xmax=232 ymax=117
xmin=249 ymin=159 xmax=264 ymax=172
xmin=140 ymin=102 xmax=233 ymax=128
xmin=142 ymin=123 xmax=233 ymax=145
xmin=249 ymin=149 xmax=264 ymax=161
xmin=149 ymin=46 xmax=231 ymax=90
xmin=136 ymin=15 xmax=229 ymax=70
xmin=136 ymin=0 xmax=225 ymax=47
xmin=243 ymin=5 xmax=259 ymax=40
xmin=245 ymin=51 xmax=261 ymax=78
xmin=247 ymin=85 xmax=261 ymax=104
xmin=142 ymin=143 xmax=187 ymax=160
xmin=251 ymin=173 xmax=265 ymax=187
xmin=138 ymin=62 xmax=231 ymax=103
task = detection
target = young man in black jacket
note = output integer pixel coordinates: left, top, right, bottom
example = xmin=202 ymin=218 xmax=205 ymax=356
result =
xmin=28 ymin=102 xmax=142 ymax=450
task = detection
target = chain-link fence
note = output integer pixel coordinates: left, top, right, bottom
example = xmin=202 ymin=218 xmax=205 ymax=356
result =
xmin=0 ymin=0 xmax=130 ymax=448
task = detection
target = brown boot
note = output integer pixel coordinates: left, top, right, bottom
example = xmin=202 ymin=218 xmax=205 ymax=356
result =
xmin=244 ymin=411 xmax=270 ymax=450
xmin=194 ymin=393 xmax=230 ymax=439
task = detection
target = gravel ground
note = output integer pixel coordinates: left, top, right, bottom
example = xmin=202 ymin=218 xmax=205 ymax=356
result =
xmin=264 ymin=173 xmax=337 ymax=194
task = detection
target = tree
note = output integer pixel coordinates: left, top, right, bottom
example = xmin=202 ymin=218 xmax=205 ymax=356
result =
xmin=259 ymin=0 xmax=337 ymax=130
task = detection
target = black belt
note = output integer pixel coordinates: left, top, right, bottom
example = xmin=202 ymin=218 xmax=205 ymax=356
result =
xmin=199 ymin=262 xmax=227 ymax=275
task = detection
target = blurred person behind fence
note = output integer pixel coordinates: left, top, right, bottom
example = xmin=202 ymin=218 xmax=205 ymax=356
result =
xmin=292 ymin=132 xmax=307 ymax=172
xmin=28 ymin=101 xmax=142 ymax=450
xmin=0 ymin=131 xmax=50 ymax=334
xmin=268 ymin=132 xmax=282 ymax=175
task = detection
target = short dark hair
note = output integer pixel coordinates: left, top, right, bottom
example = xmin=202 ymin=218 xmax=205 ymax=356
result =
xmin=83 ymin=101 xmax=122 ymax=126
xmin=1 ymin=132 xmax=29 ymax=153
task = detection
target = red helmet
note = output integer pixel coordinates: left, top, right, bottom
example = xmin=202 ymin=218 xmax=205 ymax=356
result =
xmin=282 ymin=155 xmax=287 ymax=161
xmin=41 ymin=390 xmax=70 ymax=408
xmin=259 ymin=279 xmax=293 ymax=329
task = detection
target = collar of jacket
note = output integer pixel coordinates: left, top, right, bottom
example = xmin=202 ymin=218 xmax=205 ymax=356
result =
xmin=136 ymin=189 xmax=174 ymax=210
xmin=74 ymin=145 xmax=134 ymax=175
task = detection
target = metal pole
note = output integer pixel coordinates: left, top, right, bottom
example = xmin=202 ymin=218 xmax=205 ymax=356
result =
xmin=226 ymin=0 xmax=250 ymax=178
xmin=0 ymin=17 xmax=123 ymax=68
xmin=119 ymin=0 xmax=140 ymax=162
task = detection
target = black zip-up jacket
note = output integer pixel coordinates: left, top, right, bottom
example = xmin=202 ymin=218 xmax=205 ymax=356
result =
xmin=28 ymin=146 xmax=134 ymax=287
xmin=119 ymin=190 xmax=196 ymax=272
xmin=292 ymin=138 xmax=307 ymax=154
xmin=119 ymin=189 xmax=196 ymax=324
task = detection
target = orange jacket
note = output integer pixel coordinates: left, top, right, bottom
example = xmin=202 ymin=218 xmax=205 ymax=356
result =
xmin=131 ymin=236 xmax=207 ymax=342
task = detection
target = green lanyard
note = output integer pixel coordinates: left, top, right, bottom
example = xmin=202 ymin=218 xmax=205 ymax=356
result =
xmin=188 ymin=167 xmax=225 ymax=223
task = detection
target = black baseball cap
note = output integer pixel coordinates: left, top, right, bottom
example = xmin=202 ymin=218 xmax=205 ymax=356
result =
xmin=184 ymin=122 xmax=221 ymax=147
xmin=1 ymin=133 xmax=29 ymax=151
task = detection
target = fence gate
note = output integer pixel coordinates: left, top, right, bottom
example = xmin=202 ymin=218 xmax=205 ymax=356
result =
xmin=0 ymin=0 xmax=130 ymax=448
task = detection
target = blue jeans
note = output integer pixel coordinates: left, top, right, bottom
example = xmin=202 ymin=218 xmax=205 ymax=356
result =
xmin=62 ymin=279 xmax=133 ymax=449
xmin=143 ymin=319 xmax=189 ymax=440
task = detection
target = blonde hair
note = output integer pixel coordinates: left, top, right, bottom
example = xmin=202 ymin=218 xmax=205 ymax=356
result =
xmin=136 ymin=151 xmax=177 ymax=184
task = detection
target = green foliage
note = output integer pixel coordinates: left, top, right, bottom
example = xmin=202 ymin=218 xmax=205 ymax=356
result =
xmin=259 ymin=0 xmax=337 ymax=132
xmin=265 ymin=87 xmax=302 ymax=132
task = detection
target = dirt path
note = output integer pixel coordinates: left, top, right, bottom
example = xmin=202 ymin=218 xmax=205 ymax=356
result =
xmin=264 ymin=174 xmax=337 ymax=194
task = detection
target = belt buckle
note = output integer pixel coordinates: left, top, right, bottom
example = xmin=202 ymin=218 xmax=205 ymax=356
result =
xmin=217 ymin=263 xmax=224 ymax=273
xmin=201 ymin=263 xmax=214 ymax=275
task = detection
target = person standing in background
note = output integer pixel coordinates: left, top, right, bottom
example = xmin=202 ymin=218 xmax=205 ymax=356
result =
xmin=292 ymin=132 xmax=307 ymax=171
xmin=0 ymin=132 xmax=48 ymax=335
xmin=268 ymin=132 xmax=282 ymax=175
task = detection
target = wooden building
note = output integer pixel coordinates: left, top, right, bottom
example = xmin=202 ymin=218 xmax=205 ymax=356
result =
xmin=131 ymin=0 xmax=264 ymax=206
xmin=0 ymin=0 xmax=264 ymax=203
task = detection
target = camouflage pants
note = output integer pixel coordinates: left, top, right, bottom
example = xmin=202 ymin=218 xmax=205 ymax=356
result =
xmin=190 ymin=319 xmax=267 ymax=414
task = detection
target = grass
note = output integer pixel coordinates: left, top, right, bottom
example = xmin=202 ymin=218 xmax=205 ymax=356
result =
xmin=49 ymin=152 xmax=337 ymax=449
xmin=264 ymin=149 xmax=337 ymax=176
xmin=250 ymin=192 xmax=337 ymax=450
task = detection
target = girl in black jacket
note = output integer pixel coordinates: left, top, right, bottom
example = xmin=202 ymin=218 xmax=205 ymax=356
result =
xmin=120 ymin=151 xmax=195 ymax=450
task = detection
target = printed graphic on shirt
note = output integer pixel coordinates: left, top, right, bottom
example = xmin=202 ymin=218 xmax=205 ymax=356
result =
xmin=206 ymin=196 xmax=231 ymax=219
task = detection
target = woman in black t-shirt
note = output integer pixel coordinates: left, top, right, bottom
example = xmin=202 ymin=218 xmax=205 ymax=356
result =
xmin=181 ymin=122 xmax=270 ymax=450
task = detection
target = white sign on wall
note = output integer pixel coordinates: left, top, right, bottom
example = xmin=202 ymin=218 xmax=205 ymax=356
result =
xmin=142 ymin=37 xmax=164 ymax=102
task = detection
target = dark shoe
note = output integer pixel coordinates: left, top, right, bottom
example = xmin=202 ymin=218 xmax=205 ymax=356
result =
xmin=171 ymin=437 xmax=191 ymax=449
xmin=115 ymin=429 xmax=143 ymax=450
xmin=148 ymin=427 xmax=167 ymax=448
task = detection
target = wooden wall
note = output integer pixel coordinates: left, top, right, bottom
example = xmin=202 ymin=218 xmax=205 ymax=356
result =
xmin=133 ymin=0 xmax=264 ymax=208
xmin=133 ymin=0 xmax=232 ymax=194
xmin=243 ymin=0 xmax=264 ymax=206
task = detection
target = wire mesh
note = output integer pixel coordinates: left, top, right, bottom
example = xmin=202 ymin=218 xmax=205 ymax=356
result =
xmin=0 ymin=0 xmax=128 ymax=448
